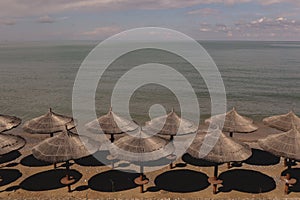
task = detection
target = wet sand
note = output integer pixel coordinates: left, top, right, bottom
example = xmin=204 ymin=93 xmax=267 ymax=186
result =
xmin=0 ymin=122 xmax=299 ymax=200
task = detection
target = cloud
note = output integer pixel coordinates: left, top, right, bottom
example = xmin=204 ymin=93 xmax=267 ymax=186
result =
xmin=81 ymin=26 xmax=122 ymax=37
xmin=199 ymin=23 xmax=214 ymax=32
xmin=37 ymin=15 xmax=56 ymax=23
xmin=0 ymin=0 xmax=299 ymax=18
xmin=188 ymin=8 xmax=220 ymax=15
xmin=196 ymin=16 xmax=300 ymax=39
xmin=0 ymin=19 xmax=16 ymax=26
xmin=235 ymin=17 xmax=299 ymax=30
xmin=199 ymin=28 xmax=212 ymax=32
xmin=37 ymin=15 xmax=68 ymax=24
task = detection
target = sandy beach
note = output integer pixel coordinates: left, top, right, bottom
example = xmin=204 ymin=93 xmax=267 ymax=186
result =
xmin=1 ymin=0 xmax=300 ymax=199
xmin=0 ymin=122 xmax=299 ymax=200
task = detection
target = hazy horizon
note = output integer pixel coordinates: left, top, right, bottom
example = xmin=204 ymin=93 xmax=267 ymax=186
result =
xmin=1 ymin=1 xmax=300 ymax=41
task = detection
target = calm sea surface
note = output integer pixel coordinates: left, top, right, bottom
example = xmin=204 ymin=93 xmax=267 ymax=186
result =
xmin=0 ymin=41 xmax=299 ymax=123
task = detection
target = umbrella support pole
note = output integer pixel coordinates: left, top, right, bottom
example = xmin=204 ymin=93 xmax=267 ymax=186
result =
xmin=66 ymin=160 xmax=71 ymax=192
xmin=208 ymin=165 xmax=223 ymax=195
xmin=60 ymin=160 xmax=75 ymax=193
xmin=54 ymin=163 xmax=57 ymax=169
xmin=280 ymin=173 xmax=297 ymax=195
xmin=106 ymin=155 xmax=117 ymax=169
xmin=284 ymin=158 xmax=287 ymax=167
xmin=67 ymin=183 xmax=71 ymax=193
xmin=214 ymin=165 xmax=218 ymax=178
xmin=285 ymin=181 xmax=289 ymax=195
xmin=110 ymin=134 xmax=115 ymax=143
xmin=166 ymin=154 xmax=177 ymax=169
xmin=139 ymin=174 xmax=144 ymax=193
xmin=227 ymin=162 xmax=231 ymax=169
xmin=134 ymin=165 xmax=149 ymax=193
xmin=213 ymin=182 xmax=217 ymax=195
xmin=287 ymin=158 xmax=292 ymax=169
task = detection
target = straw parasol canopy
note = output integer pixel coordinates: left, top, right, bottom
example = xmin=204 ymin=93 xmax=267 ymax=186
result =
xmin=0 ymin=133 xmax=26 ymax=155
xmin=187 ymin=128 xmax=252 ymax=163
xmin=187 ymin=128 xmax=252 ymax=194
xmin=263 ymin=111 xmax=300 ymax=132
xmin=85 ymin=107 xmax=139 ymax=142
xmin=205 ymin=107 xmax=258 ymax=137
xmin=32 ymin=126 xmax=99 ymax=192
xmin=32 ymin=127 xmax=99 ymax=163
xmin=258 ymin=124 xmax=300 ymax=161
xmin=144 ymin=108 xmax=198 ymax=140
xmin=109 ymin=128 xmax=175 ymax=193
xmin=109 ymin=129 xmax=174 ymax=162
xmin=0 ymin=114 xmax=22 ymax=132
xmin=23 ymin=108 xmax=75 ymax=137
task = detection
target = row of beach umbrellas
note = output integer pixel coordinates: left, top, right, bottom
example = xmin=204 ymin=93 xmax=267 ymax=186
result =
xmin=0 ymin=114 xmax=25 ymax=156
xmin=0 ymin=108 xmax=300 ymax=194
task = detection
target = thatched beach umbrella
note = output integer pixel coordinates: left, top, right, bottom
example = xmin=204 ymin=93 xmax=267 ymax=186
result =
xmin=258 ymin=124 xmax=300 ymax=166
xmin=263 ymin=111 xmax=300 ymax=132
xmin=258 ymin=124 xmax=300 ymax=194
xmin=0 ymin=133 xmax=26 ymax=156
xmin=109 ymin=129 xmax=175 ymax=193
xmin=0 ymin=133 xmax=25 ymax=183
xmin=205 ymin=107 xmax=258 ymax=137
xmin=0 ymin=114 xmax=22 ymax=133
xmin=85 ymin=107 xmax=139 ymax=142
xmin=32 ymin=126 xmax=99 ymax=192
xmin=23 ymin=108 xmax=75 ymax=137
xmin=144 ymin=108 xmax=197 ymax=140
xmin=187 ymin=128 xmax=252 ymax=194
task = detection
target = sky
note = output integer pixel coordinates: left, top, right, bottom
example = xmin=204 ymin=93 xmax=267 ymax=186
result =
xmin=1 ymin=0 xmax=300 ymax=41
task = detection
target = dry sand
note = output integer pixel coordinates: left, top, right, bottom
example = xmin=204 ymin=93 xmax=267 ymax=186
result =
xmin=0 ymin=122 xmax=300 ymax=200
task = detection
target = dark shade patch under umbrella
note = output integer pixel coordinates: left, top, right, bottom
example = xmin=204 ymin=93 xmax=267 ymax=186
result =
xmin=3 ymin=185 xmax=21 ymax=192
xmin=20 ymin=169 xmax=82 ymax=191
xmin=73 ymin=185 xmax=89 ymax=192
xmin=20 ymin=154 xmax=52 ymax=167
xmin=74 ymin=151 xmax=107 ymax=167
xmin=0 ymin=169 xmax=22 ymax=187
xmin=0 ymin=150 xmax=21 ymax=165
xmin=182 ymin=153 xmax=217 ymax=167
xmin=88 ymin=170 xmax=139 ymax=192
xmin=281 ymin=168 xmax=300 ymax=192
xmin=154 ymin=169 xmax=209 ymax=193
xmin=218 ymin=169 xmax=276 ymax=193
xmin=244 ymin=149 xmax=280 ymax=166
xmin=136 ymin=157 xmax=172 ymax=167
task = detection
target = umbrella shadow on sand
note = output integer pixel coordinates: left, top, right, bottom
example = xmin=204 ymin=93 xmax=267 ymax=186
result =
xmin=20 ymin=169 xmax=82 ymax=191
xmin=153 ymin=169 xmax=209 ymax=193
xmin=88 ymin=170 xmax=139 ymax=192
xmin=182 ymin=153 xmax=217 ymax=167
xmin=0 ymin=169 xmax=22 ymax=187
xmin=281 ymin=168 xmax=300 ymax=192
xmin=139 ymin=157 xmax=173 ymax=167
xmin=244 ymin=148 xmax=280 ymax=166
xmin=0 ymin=151 xmax=21 ymax=165
xmin=218 ymin=169 xmax=276 ymax=193
xmin=74 ymin=151 xmax=107 ymax=167
xmin=20 ymin=154 xmax=52 ymax=167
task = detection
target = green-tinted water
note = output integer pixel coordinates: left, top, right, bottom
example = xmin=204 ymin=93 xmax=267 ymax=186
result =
xmin=0 ymin=41 xmax=299 ymax=123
